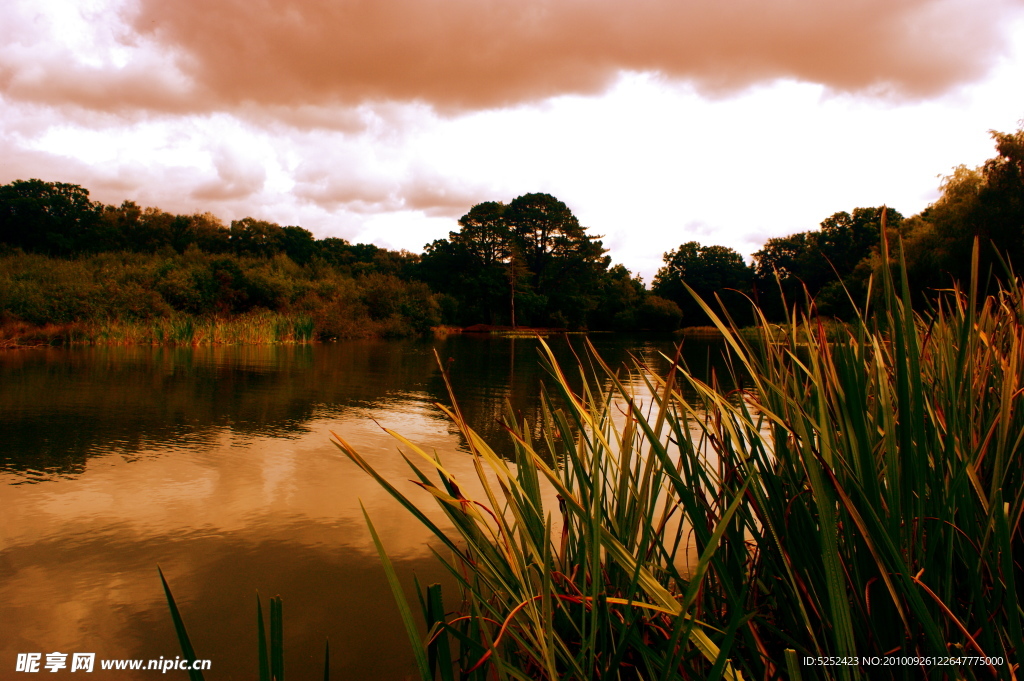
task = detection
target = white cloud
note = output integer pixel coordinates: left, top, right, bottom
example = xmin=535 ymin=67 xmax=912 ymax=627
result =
xmin=1 ymin=1 xmax=1023 ymax=284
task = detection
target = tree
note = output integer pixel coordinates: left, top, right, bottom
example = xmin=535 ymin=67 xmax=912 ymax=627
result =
xmin=653 ymin=242 xmax=753 ymax=326
xmin=0 ymin=179 xmax=100 ymax=254
xmin=637 ymin=296 xmax=683 ymax=331
xmin=976 ymin=128 xmax=1024 ymax=264
xmin=816 ymin=207 xmax=900 ymax=317
xmin=419 ymin=194 xmax=611 ymax=328
xmin=452 ymin=201 xmax=513 ymax=267
xmin=100 ymin=203 xmax=182 ymax=253
xmin=590 ymin=264 xmax=646 ymax=330
xmin=502 ymin=193 xmax=610 ymax=327
xmin=169 ymin=212 xmax=230 ymax=254
xmin=90 ymin=200 xmax=134 ymax=251
xmin=280 ymin=225 xmax=316 ymax=264
xmin=880 ymin=127 xmax=1024 ymax=302
xmin=418 ymin=202 xmax=517 ymax=325
xmin=229 ymin=217 xmax=285 ymax=258
xmin=753 ymin=232 xmax=813 ymax=282
xmin=753 ymin=207 xmax=901 ymax=320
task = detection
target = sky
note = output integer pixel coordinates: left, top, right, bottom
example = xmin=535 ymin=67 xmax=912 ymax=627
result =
xmin=2 ymin=0 xmax=1024 ymax=282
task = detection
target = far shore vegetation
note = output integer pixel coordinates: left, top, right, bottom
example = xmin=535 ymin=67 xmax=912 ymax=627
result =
xmin=2 ymin=125 xmax=1023 ymax=348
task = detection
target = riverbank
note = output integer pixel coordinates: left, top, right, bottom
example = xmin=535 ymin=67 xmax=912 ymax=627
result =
xmin=0 ymin=249 xmax=446 ymax=347
xmin=0 ymin=312 xmax=320 ymax=348
xmin=676 ymin=319 xmax=852 ymax=342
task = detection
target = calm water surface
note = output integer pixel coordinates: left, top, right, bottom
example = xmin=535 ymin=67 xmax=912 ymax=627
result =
xmin=0 ymin=335 xmax=728 ymax=679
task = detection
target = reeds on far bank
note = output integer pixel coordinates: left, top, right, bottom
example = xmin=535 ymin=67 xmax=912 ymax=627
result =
xmin=0 ymin=311 xmax=317 ymax=347
xmin=340 ymin=237 xmax=1023 ymax=680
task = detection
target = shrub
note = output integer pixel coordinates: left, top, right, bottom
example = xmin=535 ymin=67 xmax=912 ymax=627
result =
xmin=638 ymin=294 xmax=683 ymax=331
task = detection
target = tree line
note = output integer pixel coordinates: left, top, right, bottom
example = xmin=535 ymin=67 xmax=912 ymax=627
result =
xmin=1 ymin=124 xmax=1022 ymax=338
xmin=651 ymin=126 xmax=1024 ymax=326
xmin=0 ymin=183 xmax=439 ymax=339
xmin=417 ymin=194 xmax=681 ymax=330
xmin=0 ymin=181 xmax=419 ymax=275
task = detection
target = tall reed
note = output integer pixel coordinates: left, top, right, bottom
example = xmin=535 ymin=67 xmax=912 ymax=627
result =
xmin=0 ymin=312 xmax=321 ymax=346
xmin=340 ymin=236 xmax=1022 ymax=680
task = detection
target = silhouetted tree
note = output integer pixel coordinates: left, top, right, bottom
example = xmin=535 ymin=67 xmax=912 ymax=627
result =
xmin=419 ymin=194 xmax=614 ymax=328
xmin=502 ymin=193 xmax=610 ymax=327
xmin=230 ymin=217 xmax=285 ymax=257
xmin=169 ymin=212 xmax=230 ymax=254
xmin=280 ymin=225 xmax=316 ymax=264
xmin=896 ymin=127 xmax=1024 ymax=294
xmin=653 ymin=242 xmax=752 ymax=326
xmin=0 ymin=179 xmax=100 ymax=254
xmin=418 ymin=202 xmax=517 ymax=325
xmin=753 ymin=207 xmax=901 ymax=319
xmin=590 ymin=264 xmax=647 ymax=330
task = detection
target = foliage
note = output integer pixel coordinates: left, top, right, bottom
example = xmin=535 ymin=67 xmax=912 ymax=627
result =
xmin=419 ymin=202 xmax=519 ymax=326
xmin=504 ymin=193 xmax=611 ymax=327
xmin=1 ymin=179 xmax=918 ymax=336
xmin=0 ymin=179 xmax=416 ymax=273
xmin=636 ymin=294 xmax=683 ymax=331
xmin=14 ymin=135 xmax=1024 ymax=340
xmin=652 ymin=241 xmax=753 ymax=326
xmin=159 ymin=568 xmax=207 ymax=681
xmin=418 ymin=193 xmax=619 ymax=329
xmin=590 ymin=265 xmax=650 ymax=331
xmin=893 ymin=127 xmax=1024 ymax=296
xmin=753 ymin=207 xmax=902 ymax=320
xmin=455 ymin=201 xmax=515 ymax=268
xmin=344 ymin=237 xmax=1024 ymax=679
xmin=0 ymin=179 xmax=100 ymax=255
xmin=358 ymin=273 xmax=442 ymax=336
xmin=0 ymin=249 xmax=441 ymax=344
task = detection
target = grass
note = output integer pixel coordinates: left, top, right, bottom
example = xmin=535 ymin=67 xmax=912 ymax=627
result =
xmin=338 ymin=234 xmax=1023 ymax=679
xmin=160 ymin=569 xmax=328 ymax=681
xmin=0 ymin=312 xmax=319 ymax=346
xmin=674 ymin=324 xmax=727 ymax=338
xmin=678 ymin=320 xmax=850 ymax=344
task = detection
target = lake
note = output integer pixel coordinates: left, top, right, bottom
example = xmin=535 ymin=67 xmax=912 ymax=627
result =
xmin=0 ymin=334 xmax=730 ymax=679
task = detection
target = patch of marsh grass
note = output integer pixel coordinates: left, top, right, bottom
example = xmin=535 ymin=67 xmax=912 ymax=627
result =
xmin=0 ymin=312 xmax=320 ymax=346
xmin=341 ymin=233 xmax=1023 ymax=679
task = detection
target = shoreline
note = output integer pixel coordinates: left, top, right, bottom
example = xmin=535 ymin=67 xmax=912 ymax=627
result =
xmin=0 ymin=320 xmax=665 ymax=349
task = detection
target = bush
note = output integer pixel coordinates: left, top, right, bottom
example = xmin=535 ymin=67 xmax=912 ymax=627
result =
xmin=0 ymin=249 xmax=447 ymax=343
xmin=637 ymin=294 xmax=682 ymax=330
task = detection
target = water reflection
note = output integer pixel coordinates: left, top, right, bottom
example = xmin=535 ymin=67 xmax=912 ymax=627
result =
xmin=0 ymin=335 xmax=733 ymax=679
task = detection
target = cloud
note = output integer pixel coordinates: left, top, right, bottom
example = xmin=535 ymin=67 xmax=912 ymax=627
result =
xmin=0 ymin=51 xmax=195 ymax=115
xmin=2 ymin=0 xmax=1020 ymax=117
xmin=191 ymin=146 xmax=267 ymax=201
xmin=0 ymin=1 xmax=194 ymax=116
xmin=0 ymin=88 xmax=489 ymax=229
xmin=294 ymin=154 xmax=491 ymax=218
xmin=398 ymin=166 xmax=494 ymax=217
xmin=0 ymin=136 xmax=194 ymax=211
xmin=101 ymin=0 xmax=1024 ymax=108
